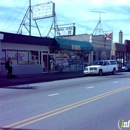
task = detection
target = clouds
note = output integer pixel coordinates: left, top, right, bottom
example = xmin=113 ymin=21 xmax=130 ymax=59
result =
xmin=53 ymin=0 xmax=130 ymax=41
xmin=0 ymin=0 xmax=130 ymax=42
xmin=0 ymin=0 xmax=26 ymax=7
xmin=90 ymin=0 xmax=130 ymax=7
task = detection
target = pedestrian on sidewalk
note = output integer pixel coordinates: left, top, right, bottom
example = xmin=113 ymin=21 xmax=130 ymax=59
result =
xmin=5 ymin=58 xmax=13 ymax=78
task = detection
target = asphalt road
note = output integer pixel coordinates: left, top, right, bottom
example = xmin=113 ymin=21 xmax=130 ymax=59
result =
xmin=0 ymin=72 xmax=130 ymax=130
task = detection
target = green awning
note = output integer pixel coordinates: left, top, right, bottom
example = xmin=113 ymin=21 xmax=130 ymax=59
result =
xmin=55 ymin=37 xmax=94 ymax=51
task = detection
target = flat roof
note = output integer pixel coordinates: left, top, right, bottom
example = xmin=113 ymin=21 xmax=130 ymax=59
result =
xmin=0 ymin=31 xmax=55 ymax=47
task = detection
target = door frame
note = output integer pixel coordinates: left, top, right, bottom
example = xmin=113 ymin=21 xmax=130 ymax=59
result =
xmin=49 ymin=54 xmax=55 ymax=71
xmin=42 ymin=53 xmax=48 ymax=72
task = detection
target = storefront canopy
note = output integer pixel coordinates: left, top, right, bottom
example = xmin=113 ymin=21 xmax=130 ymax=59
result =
xmin=55 ymin=37 xmax=94 ymax=51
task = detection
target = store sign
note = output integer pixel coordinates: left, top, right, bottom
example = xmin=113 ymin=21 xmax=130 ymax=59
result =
xmin=56 ymin=26 xmax=75 ymax=36
xmin=32 ymin=2 xmax=55 ymax=20
xmin=72 ymin=45 xmax=81 ymax=50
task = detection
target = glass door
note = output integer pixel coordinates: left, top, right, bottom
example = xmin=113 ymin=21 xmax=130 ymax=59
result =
xmin=49 ymin=55 xmax=55 ymax=71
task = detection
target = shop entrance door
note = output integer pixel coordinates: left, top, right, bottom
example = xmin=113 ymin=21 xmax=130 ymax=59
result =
xmin=42 ymin=54 xmax=48 ymax=72
xmin=49 ymin=55 xmax=55 ymax=71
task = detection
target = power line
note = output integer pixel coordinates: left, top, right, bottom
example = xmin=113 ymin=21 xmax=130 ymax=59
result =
xmin=56 ymin=12 xmax=75 ymax=23
xmin=1 ymin=0 xmax=22 ymax=30
xmin=4 ymin=1 xmax=28 ymax=31
xmin=42 ymin=21 xmax=54 ymax=36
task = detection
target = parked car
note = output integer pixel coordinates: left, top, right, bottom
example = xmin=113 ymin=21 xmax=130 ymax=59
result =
xmin=83 ymin=60 xmax=118 ymax=76
xmin=121 ymin=62 xmax=130 ymax=71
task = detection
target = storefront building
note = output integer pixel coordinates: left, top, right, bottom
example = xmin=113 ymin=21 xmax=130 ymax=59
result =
xmin=91 ymin=35 xmax=112 ymax=61
xmin=0 ymin=32 xmax=55 ymax=75
xmin=112 ymin=40 xmax=130 ymax=67
xmin=53 ymin=37 xmax=94 ymax=72
xmin=60 ymin=34 xmax=112 ymax=61
xmin=0 ymin=32 xmax=94 ymax=76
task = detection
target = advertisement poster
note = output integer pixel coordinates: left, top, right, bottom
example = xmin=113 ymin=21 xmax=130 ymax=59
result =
xmin=55 ymin=58 xmax=83 ymax=71
xmin=19 ymin=50 xmax=29 ymax=65
xmin=29 ymin=51 xmax=39 ymax=65
xmin=7 ymin=50 xmax=18 ymax=65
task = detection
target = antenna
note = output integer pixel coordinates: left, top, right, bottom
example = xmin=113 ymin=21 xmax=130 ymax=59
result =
xmin=91 ymin=11 xmax=106 ymax=20
xmin=91 ymin=11 xmax=106 ymax=35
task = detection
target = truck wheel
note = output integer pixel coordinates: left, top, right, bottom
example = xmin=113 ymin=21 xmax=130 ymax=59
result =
xmin=98 ymin=69 xmax=103 ymax=76
xmin=112 ymin=68 xmax=116 ymax=74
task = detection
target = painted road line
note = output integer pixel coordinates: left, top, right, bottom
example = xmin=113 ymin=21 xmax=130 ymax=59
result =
xmin=48 ymin=93 xmax=59 ymax=97
xmin=3 ymin=85 xmax=130 ymax=129
xmin=113 ymin=81 xmax=119 ymax=83
xmin=86 ymin=86 xmax=95 ymax=89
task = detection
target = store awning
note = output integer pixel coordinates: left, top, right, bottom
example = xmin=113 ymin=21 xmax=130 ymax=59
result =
xmin=55 ymin=37 xmax=94 ymax=51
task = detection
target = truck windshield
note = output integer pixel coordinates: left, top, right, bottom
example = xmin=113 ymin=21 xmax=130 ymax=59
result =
xmin=91 ymin=61 xmax=103 ymax=65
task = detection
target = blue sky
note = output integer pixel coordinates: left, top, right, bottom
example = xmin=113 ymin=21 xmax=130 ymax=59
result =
xmin=0 ymin=0 xmax=130 ymax=43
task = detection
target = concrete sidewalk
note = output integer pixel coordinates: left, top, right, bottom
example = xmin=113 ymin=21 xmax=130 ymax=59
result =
xmin=0 ymin=71 xmax=85 ymax=87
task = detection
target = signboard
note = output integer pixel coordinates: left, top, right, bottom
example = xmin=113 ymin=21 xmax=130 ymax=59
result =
xmin=32 ymin=2 xmax=55 ymax=20
xmin=104 ymin=31 xmax=113 ymax=40
xmin=72 ymin=45 xmax=81 ymax=50
xmin=56 ymin=26 xmax=76 ymax=36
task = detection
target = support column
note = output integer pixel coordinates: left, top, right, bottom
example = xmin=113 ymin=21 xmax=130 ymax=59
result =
xmin=90 ymin=51 xmax=93 ymax=63
xmin=0 ymin=33 xmax=4 ymax=75
xmin=29 ymin=0 xmax=31 ymax=36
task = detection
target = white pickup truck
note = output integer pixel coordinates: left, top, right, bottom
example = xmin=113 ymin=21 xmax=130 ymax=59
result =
xmin=83 ymin=60 xmax=118 ymax=76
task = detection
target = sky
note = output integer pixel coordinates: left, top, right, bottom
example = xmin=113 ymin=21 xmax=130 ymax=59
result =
xmin=0 ymin=0 xmax=130 ymax=43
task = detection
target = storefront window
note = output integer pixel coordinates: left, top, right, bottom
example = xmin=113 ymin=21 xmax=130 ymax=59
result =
xmin=19 ymin=50 xmax=29 ymax=65
xmin=55 ymin=49 xmax=83 ymax=71
xmin=1 ymin=49 xmax=6 ymax=65
xmin=29 ymin=51 xmax=39 ymax=65
xmin=7 ymin=49 xmax=18 ymax=65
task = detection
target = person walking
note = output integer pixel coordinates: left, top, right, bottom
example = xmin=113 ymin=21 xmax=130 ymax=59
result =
xmin=5 ymin=58 xmax=13 ymax=78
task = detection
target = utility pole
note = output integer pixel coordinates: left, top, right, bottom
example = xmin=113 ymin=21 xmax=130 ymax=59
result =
xmin=47 ymin=12 xmax=58 ymax=37
xmin=17 ymin=0 xmax=42 ymax=37
xmin=29 ymin=0 xmax=31 ymax=36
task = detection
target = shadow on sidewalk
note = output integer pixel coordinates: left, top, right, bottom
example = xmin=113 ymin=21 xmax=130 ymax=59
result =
xmin=0 ymin=127 xmax=34 ymax=130
xmin=4 ymin=84 xmax=38 ymax=90
xmin=0 ymin=71 xmax=85 ymax=88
